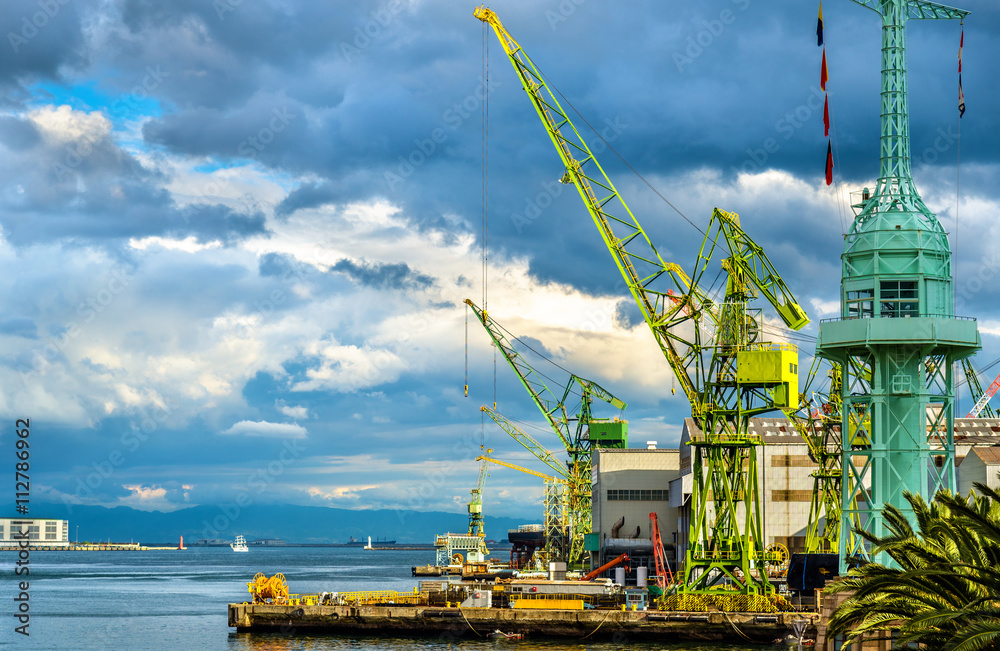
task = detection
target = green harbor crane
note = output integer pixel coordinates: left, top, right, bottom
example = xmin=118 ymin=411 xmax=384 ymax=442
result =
xmin=475 ymin=6 xmax=809 ymax=610
xmin=467 ymin=299 xmax=627 ymax=565
xmin=435 ymin=453 xmax=492 ymax=566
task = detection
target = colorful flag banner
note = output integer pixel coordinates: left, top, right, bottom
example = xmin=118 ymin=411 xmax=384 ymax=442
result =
xmin=817 ymin=2 xmax=824 ymax=47
xmin=821 ymin=47 xmax=829 ymax=91
xmin=825 ymin=141 xmax=833 ymax=186
xmin=958 ymin=28 xmax=965 ymax=117
xmin=823 ymin=93 xmax=830 ymax=136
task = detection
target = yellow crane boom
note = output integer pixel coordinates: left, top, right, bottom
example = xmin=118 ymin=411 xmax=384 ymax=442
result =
xmin=476 ymin=455 xmax=561 ymax=483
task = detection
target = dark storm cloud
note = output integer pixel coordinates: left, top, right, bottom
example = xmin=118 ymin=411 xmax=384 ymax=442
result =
xmin=178 ymin=204 xmax=268 ymax=244
xmin=258 ymin=252 xmax=299 ymax=278
xmin=91 ymin=0 xmax=1000 ymax=301
xmin=331 ymin=258 xmax=434 ymax=291
xmin=0 ymin=115 xmax=41 ymax=149
xmin=275 ymin=179 xmax=375 ymax=219
xmin=2 ymin=0 xmax=991 ymax=322
xmin=512 ymin=336 xmax=555 ymax=362
xmin=53 ymin=472 xmax=132 ymax=503
xmin=614 ymin=299 xmax=644 ymax=330
xmin=142 ymin=101 xmax=303 ymax=166
xmin=0 ymin=111 xmax=266 ymax=246
xmin=3 ymin=0 xmax=999 ymax=516
xmin=0 ymin=0 xmax=86 ymax=104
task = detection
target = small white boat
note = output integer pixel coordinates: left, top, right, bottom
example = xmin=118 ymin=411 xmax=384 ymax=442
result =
xmin=231 ymin=535 xmax=249 ymax=552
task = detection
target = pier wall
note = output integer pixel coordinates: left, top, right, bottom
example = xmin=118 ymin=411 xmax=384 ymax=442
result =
xmin=229 ymin=602 xmax=818 ymax=643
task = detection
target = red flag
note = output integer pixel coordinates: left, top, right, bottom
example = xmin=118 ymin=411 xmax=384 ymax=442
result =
xmin=958 ymin=28 xmax=963 ymax=74
xmin=823 ymin=93 xmax=830 ymax=136
xmin=825 ymin=141 xmax=833 ymax=186
xmin=821 ymin=47 xmax=829 ymax=91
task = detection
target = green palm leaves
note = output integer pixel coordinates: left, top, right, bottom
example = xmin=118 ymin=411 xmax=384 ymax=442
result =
xmin=828 ymin=484 xmax=1000 ymax=650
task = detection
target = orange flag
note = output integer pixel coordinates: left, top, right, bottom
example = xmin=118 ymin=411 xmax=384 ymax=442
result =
xmin=821 ymin=47 xmax=829 ymax=91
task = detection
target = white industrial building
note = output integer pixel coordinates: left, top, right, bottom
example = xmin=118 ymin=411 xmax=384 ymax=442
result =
xmin=589 ymin=443 xmax=680 ymax=581
xmin=0 ymin=518 xmax=70 ymax=548
xmin=955 ymin=420 xmax=1000 ymax=495
xmin=587 ymin=417 xmax=1000 ymax=576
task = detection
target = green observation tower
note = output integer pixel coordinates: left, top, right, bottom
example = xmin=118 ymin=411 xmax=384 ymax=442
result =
xmin=816 ymin=0 xmax=979 ymax=571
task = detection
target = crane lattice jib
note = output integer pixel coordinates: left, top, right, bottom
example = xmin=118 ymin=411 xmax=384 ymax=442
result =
xmin=565 ymin=376 xmax=626 ymax=412
xmin=967 ymin=366 xmax=1000 ymax=419
xmin=466 ymin=298 xmax=572 ymax=450
xmin=850 ymin=0 xmax=967 ymax=20
xmin=468 ymin=455 xmax=490 ymax=538
xmin=466 ymin=299 xmax=628 ymax=457
xmin=474 ymin=6 xmax=714 ymax=414
xmin=480 ymin=404 xmax=592 ymax=564
xmin=962 ymin=359 xmax=996 ymax=419
xmin=480 ymin=405 xmax=569 ymax=479
xmin=847 ymin=0 xmax=967 ymax=198
xmin=562 ymin=375 xmax=627 ymax=453
xmin=477 ymin=455 xmax=561 ymax=483
xmin=476 ymin=455 xmax=489 ymax=498
xmin=710 ymin=210 xmax=809 ymax=331
xmin=781 ymin=357 xmax=851 ymax=555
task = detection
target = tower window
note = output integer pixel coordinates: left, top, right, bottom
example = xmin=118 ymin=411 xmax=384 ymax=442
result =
xmin=880 ymin=281 xmax=918 ymax=318
xmin=846 ymin=289 xmax=874 ymax=319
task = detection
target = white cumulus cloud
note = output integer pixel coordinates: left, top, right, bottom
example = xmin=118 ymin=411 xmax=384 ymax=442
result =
xmin=221 ymin=420 xmax=308 ymax=438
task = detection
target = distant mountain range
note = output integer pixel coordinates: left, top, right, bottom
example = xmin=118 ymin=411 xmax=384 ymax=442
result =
xmin=20 ymin=502 xmax=538 ymax=544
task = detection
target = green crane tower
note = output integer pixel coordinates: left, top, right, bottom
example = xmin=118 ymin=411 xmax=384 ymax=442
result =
xmin=815 ymin=0 xmax=979 ymax=570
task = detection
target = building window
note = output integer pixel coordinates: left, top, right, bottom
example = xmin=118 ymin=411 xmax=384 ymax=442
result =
xmin=846 ymin=289 xmax=874 ymax=319
xmin=29 ymin=525 xmax=39 ymax=540
xmin=880 ymin=280 xmax=918 ymax=317
xmin=607 ymin=489 xmax=667 ymax=501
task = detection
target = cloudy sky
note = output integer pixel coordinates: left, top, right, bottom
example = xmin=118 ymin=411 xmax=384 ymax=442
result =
xmin=1 ymin=0 xmax=998 ymax=522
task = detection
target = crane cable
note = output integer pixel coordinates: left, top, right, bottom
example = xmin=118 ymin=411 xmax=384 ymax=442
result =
xmin=955 ymin=20 xmax=963 ymax=293
xmin=541 ymin=73 xmax=821 ymax=353
xmin=482 ymin=19 xmax=489 ymax=313
xmin=953 ymin=21 xmax=964 ymax=407
xmin=464 ymin=303 xmax=469 ymax=397
xmin=483 ymin=20 xmax=499 ymax=414
xmin=489 ymin=318 xmax=591 ymax=403
xmin=535 ymin=67 xmax=706 ymax=238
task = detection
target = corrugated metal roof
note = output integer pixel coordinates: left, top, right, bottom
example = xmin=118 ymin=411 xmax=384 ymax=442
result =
xmin=680 ymin=417 xmax=1000 ymax=446
xmin=969 ymin=447 xmax=1000 ymax=466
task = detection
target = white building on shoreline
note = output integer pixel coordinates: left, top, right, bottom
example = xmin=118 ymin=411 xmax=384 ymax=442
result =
xmin=0 ymin=518 xmax=70 ymax=549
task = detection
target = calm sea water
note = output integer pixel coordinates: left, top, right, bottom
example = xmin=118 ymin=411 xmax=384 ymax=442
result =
xmin=0 ymin=547 xmax=769 ymax=650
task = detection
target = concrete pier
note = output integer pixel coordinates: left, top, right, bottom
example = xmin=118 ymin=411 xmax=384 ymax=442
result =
xmin=228 ymin=602 xmax=818 ymax=642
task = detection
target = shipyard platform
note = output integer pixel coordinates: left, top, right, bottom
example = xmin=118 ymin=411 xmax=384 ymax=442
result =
xmin=228 ymin=602 xmax=817 ymax=642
